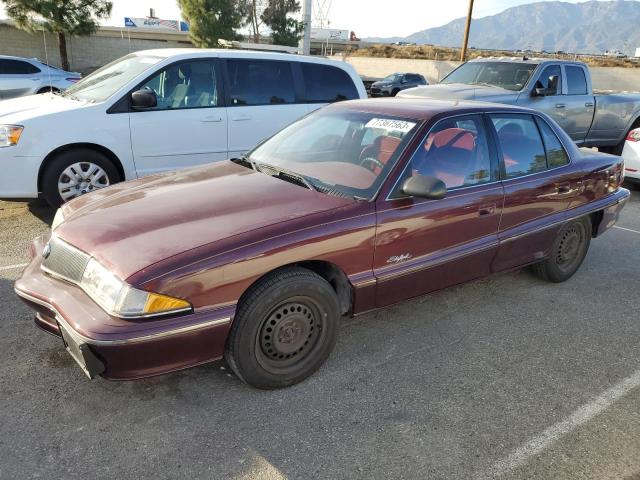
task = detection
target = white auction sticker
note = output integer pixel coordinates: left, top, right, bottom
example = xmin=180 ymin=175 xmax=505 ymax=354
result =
xmin=365 ymin=118 xmax=416 ymax=134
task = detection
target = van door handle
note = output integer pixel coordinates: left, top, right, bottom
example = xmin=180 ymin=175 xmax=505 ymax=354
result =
xmin=231 ymin=115 xmax=251 ymax=121
xmin=201 ymin=115 xmax=222 ymax=122
xmin=478 ymin=204 xmax=496 ymax=216
xmin=585 ymin=102 xmax=594 ymax=108
xmin=555 ymin=103 xmax=566 ymax=109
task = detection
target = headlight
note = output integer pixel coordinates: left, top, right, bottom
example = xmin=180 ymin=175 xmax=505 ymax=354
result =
xmin=81 ymin=258 xmax=192 ymax=318
xmin=0 ymin=125 xmax=23 ymax=147
xmin=51 ymin=208 xmax=65 ymax=231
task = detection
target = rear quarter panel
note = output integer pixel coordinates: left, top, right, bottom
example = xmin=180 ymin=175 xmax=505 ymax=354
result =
xmin=589 ymin=93 xmax=640 ymax=144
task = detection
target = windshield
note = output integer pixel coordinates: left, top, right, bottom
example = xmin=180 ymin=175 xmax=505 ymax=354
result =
xmin=63 ymin=53 xmax=164 ymax=102
xmin=247 ymin=109 xmax=420 ymax=200
xmin=441 ymin=62 xmax=537 ymax=91
xmin=382 ymin=73 xmax=402 ymax=83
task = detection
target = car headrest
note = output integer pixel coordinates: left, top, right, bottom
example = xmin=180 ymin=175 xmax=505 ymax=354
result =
xmin=497 ymin=122 xmax=524 ymax=139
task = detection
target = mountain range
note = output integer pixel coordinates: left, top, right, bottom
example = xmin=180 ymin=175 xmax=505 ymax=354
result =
xmin=365 ymin=1 xmax=640 ymax=55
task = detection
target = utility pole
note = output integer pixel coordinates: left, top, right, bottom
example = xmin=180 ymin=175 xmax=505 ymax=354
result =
xmin=460 ymin=0 xmax=475 ymax=62
xmin=299 ymin=0 xmax=312 ymax=55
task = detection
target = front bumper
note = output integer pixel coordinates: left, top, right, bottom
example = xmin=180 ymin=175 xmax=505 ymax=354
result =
xmin=0 ymin=146 xmax=41 ymax=199
xmin=14 ymin=235 xmax=234 ymax=380
xmin=370 ymin=86 xmax=392 ymax=97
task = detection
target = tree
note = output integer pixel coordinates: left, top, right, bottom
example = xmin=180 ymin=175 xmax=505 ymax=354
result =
xmin=261 ymin=0 xmax=303 ymax=47
xmin=241 ymin=0 xmax=267 ymax=43
xmin=178 ymin=0 xmax=245 ymax=47
xmin=4 ymin=0 xmax=112 ymax=72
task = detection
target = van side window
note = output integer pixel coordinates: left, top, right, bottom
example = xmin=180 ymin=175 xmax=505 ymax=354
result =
xmin=490 ymin=114 xmax=547 ymax=178
xmin=138 ymin=60 xmax=218 ymax=110
xmin=227 ymin=59 xmax=295 ymax=106
xmin=535 ymin=117 xmax=569 ymax=168
xmin=301 ymin=63 xmax=358 ymax=102
xmin=566 ymin=66 xmax=588 ymax=95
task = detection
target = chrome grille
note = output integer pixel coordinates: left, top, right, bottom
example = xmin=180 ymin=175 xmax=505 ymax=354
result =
xmin=41 ymin=236 xmax=90 ymax=283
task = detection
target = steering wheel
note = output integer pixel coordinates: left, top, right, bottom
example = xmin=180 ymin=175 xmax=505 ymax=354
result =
xmin=360 ymin=156 xmax=385 ymax=172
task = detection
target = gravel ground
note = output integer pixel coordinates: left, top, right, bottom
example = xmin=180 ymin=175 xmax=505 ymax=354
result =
xmin=0 ymin=186 xmax=639 ymax=480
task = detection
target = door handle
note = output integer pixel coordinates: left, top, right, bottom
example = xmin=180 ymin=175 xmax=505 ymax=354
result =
xmin=201 ymin=115 xmax=222 ymax=122
xmin=478 ymin=204 xmax=496 ymax=216
xmin=231 ymin=115 xmax=251 ymax=121
xmin=557 ymin=184 xmax=571 ymax=194
xmin=555 ymin=103 xmax=566 ymax=109
xmin=585 ymin=102 xmax=594 ymax=108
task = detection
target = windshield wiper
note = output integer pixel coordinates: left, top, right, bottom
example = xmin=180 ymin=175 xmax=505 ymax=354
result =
xmin=255 ymin=162 xmax=316 ymax=191
xmin=231 ymin=156 xmax=256 ymax=171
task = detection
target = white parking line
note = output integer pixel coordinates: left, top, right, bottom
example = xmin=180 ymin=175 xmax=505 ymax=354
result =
xmin=0 ymin=263 xmax=28 ymax=272
xmin=483 ymin=369 xmax=640 ymax=478
xmin=614 ymin=225 xmax=640 ymax=235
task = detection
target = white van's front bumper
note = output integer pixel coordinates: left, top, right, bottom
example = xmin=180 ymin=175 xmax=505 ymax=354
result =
xmin=0 ymin=147 xmax=41 ymax=199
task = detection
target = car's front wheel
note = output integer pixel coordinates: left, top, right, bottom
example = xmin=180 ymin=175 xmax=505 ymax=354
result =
xmin=41 ymin=148 xmax=121 ymax=207
xmin=531 ymin=216 xmax=591 ymax=282
xmin=225 ymin=267 xmax=340 ymax=389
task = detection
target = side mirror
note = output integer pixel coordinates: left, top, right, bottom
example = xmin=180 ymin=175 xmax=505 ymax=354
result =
xmin=533 ymin=80 xmax=546 ymax=97
xmin=401 ymin=174 xmax=447 ymax=200
xmin=131 ymin=89 xmax=157 ymax=109
xmin=547 ymin=75 xmax=559 ymax=95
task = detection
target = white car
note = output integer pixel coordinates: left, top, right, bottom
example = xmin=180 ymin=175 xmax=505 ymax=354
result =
xmin=0 ymin=55 xmax=81 ymax=99
xmin=0 ymin=49 xmax=366 ymax=206
xmin=621 ymin=128 xmax=640 ymax=187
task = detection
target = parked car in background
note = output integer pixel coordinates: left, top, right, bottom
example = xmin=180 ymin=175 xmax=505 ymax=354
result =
xmin=370 ymin=73 xmax=427 ymax=97
xmin=621 ymin=128 xmax=640 ymax=187
xmin=398 ymin=58 xmax=640 ymax=154
xmin=15 ymin=99 xmax=628 ymax=388
xmin=0 ymin=49 xmax=366 ymax=207
xmin=0 ymin=55 xmax=81 ymax=99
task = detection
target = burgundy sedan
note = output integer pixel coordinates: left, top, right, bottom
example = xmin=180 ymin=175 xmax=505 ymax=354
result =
xmin=15 ymin=99 xmax=629 ymax=389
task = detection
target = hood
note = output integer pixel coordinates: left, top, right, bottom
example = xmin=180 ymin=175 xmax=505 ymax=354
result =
xmin=0 ymin=93 xmax=88 ymax=124
xmin=56 ymin=161 xmax=354 ymax=280
xmin=372 ymin=80 xmax=391 ymax=87
xmin=397 ymin=83 xmax=519 ymax=103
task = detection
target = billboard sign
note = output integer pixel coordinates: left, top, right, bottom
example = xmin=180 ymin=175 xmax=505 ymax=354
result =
xmin=310 ymin=28 xmax=350 ymax=42
xmin=124 ymin=17 xmax=188 ymax=32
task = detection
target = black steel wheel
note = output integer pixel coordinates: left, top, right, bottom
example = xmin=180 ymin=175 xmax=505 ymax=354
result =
xmin=225 ymin=267 xmax=340 ymax=389
xmin=531 ymin=216 xmax=591 ymax=283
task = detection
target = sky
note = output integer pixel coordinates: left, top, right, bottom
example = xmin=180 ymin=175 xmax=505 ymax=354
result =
xmin=0 ymin=0 xmax=625 ymax=38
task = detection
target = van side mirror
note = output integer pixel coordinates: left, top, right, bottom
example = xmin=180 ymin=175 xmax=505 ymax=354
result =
xmin=131 ymin=89 xmax=157 ymax=109
xmin=401 ymin=174 xmax=447 ymax=199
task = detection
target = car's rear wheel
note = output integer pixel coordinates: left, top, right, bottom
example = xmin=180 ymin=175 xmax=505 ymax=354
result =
xmin=41 ymin=148 xmax=121 ymax=207
xmin=225 ymin=267 xmax=340 ymax=389
xmin=531 ymin=216 xmax=591 ymax=283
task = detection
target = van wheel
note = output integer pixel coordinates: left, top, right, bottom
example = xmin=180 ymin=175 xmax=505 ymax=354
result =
xmin=37 ymin=87 xmax=60 ymax=94
xmin=531 ymin=217 xmax=591 ymax=283
xmin=225 ymin=267 xmax=340 ymax=389
xmin=41 ymin=148 xmax=120 ymax=207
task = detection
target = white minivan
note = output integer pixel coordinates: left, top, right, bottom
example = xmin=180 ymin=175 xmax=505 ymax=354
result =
xmin=0 ymin=49 xmax=366 ymax=206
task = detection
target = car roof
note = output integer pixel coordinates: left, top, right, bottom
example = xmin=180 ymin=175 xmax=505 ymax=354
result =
xmin=0 ymin=55 xmax=39 ymax=62
xmin=326 ymin=98 xmax=538 ymax=121
xmin=466 ymin=56 xmax=587 ymax=67
xmin=130 ymin=48 xmax=350 ymax=67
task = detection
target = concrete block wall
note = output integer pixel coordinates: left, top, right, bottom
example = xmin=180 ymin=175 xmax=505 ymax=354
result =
xmin=0 ymin=23 xmax=192 ymax=74
xmin=333 ymin=55 xmax=640 ymax=92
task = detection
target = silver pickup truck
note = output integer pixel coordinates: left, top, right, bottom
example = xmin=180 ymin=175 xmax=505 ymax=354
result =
xmin=398 ymin=57 xmax=640 ymax=153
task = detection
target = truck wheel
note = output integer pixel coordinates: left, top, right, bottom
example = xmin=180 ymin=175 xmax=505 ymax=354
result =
xmin=225 ymin=267 xmax=340 ymax=389
xmin=41 ymin=148 xmax=120 ymax=207
xmin=531 ymin=217 xmax=591 ymax=283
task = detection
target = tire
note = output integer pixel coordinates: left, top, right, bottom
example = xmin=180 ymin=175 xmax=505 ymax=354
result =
xmin=391 ymin=88 xmax=400 ymax=97
xmin=225 ymin=267 xmax=340 ymax=389
xmin=531 ymin=216 xmax=591 ymax=283
xmin=37 ymin=87 xmax=60 ymax=94
xmin=41 ymin=148 xmax=121 ymax=208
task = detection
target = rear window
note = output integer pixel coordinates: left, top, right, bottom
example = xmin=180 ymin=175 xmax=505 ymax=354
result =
xmin=536 ymin=117 xmax=569 ymax=168
xmin=227 ymin=59 xmax=295 ymax=106
xmin=301 ymin=63 xmax=358 ymax=103
xmin=566 ymin=66 xmax=588 ymax=95
xmin=0 ymin=59 xmax=40 ymax=74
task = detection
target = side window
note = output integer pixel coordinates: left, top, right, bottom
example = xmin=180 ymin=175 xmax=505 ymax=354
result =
xmin=138 ymin=60 xmax=218 ymax=110
xmin=227 ymin=59 xmax=295 ymax=106
xmin=301 ymin=63 xmax=358 ymax=103
xmin=0 ymin=59 xmax=40 ymax=74
xmin=535 ymin=117 xmax=569 ymax=168
xmin=407 ymin=114 xmax=493 ymax=190
xmin=566 ymin=66 xmax=588 ymax=95
xmin=491 ymin=114 xmax=547 ymax=178
xmin=536 ymin=65 xmax=561 ymax=95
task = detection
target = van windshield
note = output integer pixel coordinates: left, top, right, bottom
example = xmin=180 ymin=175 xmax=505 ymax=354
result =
xmin=63 ymin=54 xmax=163 ymax=103
xmin=441 ymin=62 xmax=537 ymax=91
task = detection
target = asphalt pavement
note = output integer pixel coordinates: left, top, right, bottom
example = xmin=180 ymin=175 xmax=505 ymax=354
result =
xmin=1 ymin=187 xmax=639 ymax=480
